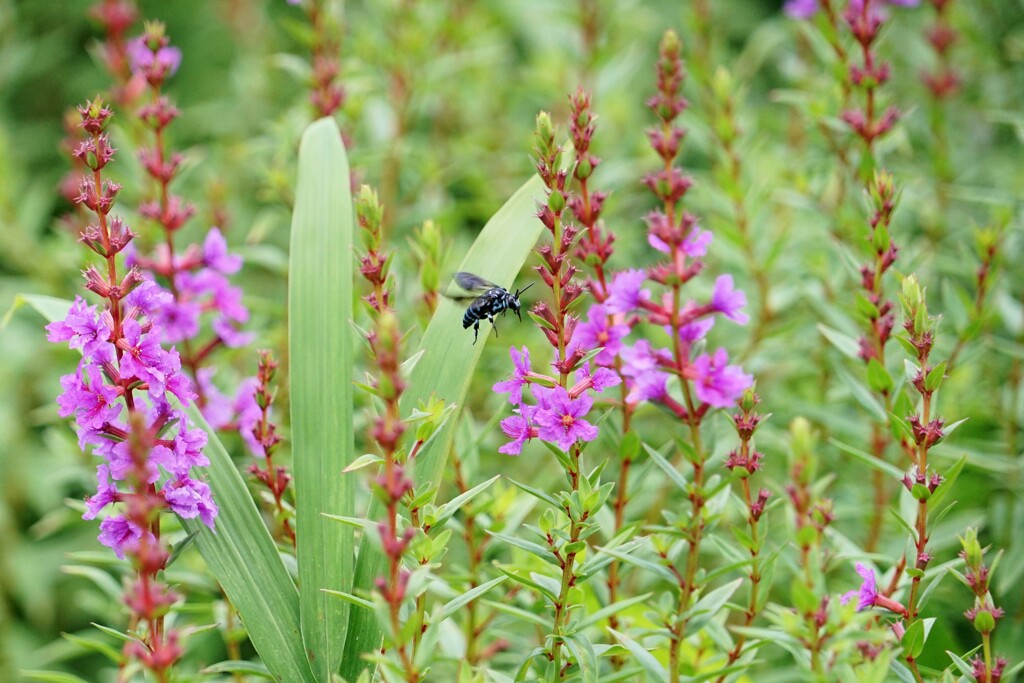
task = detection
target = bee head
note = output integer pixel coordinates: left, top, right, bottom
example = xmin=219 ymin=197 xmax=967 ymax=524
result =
xmin=512 ymin=282 xmax=535 ymax=321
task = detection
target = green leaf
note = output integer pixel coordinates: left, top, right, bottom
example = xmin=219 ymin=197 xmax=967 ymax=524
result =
xmin=60 ymin=632 xmax=124 ymax=664
xmin=202 ymin=661 xmax=276 ymax=679
xmin=560 ymin=633 xmax=600 ymax=683
xmin=341 ymin=173 xmax=548 ymax=681
xmin=289 ymin=117 xmax=356 ymax=680
xmin=425 ymin=474 xmax=501 ymax=530
xmin=437 ymin=575 xmax=508 ymax=621
xmin=817 ymin=323 xmax=860 ymax=360
xmin=577 ymin=592 xmax=654 ymax=631
xmin=506 ymin=476 xmax=561 ymax=508
xmin=643 ymin=443 xmax=688 ymax=493
xmin=945 ymin=649 xmax=974 ymax=677
xmin=685 ymin=578 xmax=743 ymax=635
xmin=22 ymin=672 xmax=92 ymax=683
xmin=866 ymin=358 xmax=893 ymax=394
xmin=26 ymin=297 xmax=315 ymax=683
xmin=924 ymin=361 xmax=947 ymax=392
xmin=901 ymin=620 xmax=925 ymax=659
xmin=488 ymin=530 xmax=554 ymax=563
xmin=608 ymin=629 xmax=668 ymax=683
xmin=830 ymin=438 xmax=904 ymax=479
xmin=322 ymin=589 xmax=376 ymax=611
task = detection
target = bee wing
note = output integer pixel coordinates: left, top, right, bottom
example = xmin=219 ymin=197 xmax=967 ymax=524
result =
xmin=453 ymin=271 xmax=498 ymax=292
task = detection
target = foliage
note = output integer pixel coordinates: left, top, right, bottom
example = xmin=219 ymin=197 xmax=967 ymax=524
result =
xmin=2 ymin=1 xmax=1023 ymax=682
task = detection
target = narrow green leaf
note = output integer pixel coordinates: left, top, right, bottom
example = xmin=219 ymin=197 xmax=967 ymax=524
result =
xmin=437 ymin=576 xmax=508 ymax=621
xmin=945 ymin=650 xmax=974 ymax=677
xmin=425 ymin=474 xmax=499 ymax=529
xmin=817 ymin=323 xmax=860 ymax=359
xmin=577 ymin=592 xmax=654 ymax=631
xmin=608 ymin=629 xmax=668 ymax=683
xmin=341 ymin=174 xmax=547 ymax=681
xmin=901 ymin=619 xmax=925 ymax=659
xmin=289 ymin=117 xmax=355 ymax=679
xmin=322 ymin=589 xmax=376 ymax=611
xmin=685 ymin=578 xmax=743 ymax=635
xmin=830 ymin=438 xmax=904 ymax=479
xmin=60 ymin=632 xmax=124 ymax=664
xmin=202 ymin=661 xmax=276 ymax=679
xmin=506 ymin=476 xmax=561 ymax=508
xmin=643 ymin=443 xmax=688 ymax=493
xmin=488 ymin=530 xmax=555 ymax=562
xmin=22 ymin=672 xmax=92 ymax=683
xmin=26 ymin=297 xmax=315 ymax=683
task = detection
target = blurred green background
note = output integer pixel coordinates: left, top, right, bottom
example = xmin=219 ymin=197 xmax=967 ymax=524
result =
xmin=2 ymin=0 xmax=1023 ymax=680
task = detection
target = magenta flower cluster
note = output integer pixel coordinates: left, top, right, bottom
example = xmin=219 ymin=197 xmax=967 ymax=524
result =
xmin=570 ymin=266 xmax=753 ymax=412
xmin=494 ymin=347 xmax=620 ymax=455
xmin=784 ymin=0 xmax=919 ymax=20
xmin=48 ymin=293 xmax=217 ymax=557
xmin=47 ymin=99 xmax=216 ymax=560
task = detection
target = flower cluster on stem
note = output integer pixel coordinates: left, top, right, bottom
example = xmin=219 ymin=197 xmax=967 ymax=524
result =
xmin=90 ymin=0 xmax=142 ymax=107
xmin=118 ymin=23 xmax=254 ymax=440
xmin=716 ymin=388 xmax=771 ymax=679
xmin=48 ymin=98 xmax=217 ymax=682
xmin=291 ymin=0 xmax=347 ymax=119
xmin=355 ymin=186 xmax=424 ymax=682
xmin=245 ymin=350 xmax=294 ymax=547
xmin=957 ymin=527 xmax=1009 ymax=683
xmin=784 ymin=418 xmax=841 ymax=677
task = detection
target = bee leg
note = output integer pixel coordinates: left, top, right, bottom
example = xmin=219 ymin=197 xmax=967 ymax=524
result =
xmin=489 ymin=314 xmax=499 ymax=338
xmin=472 ymin=320 xmax=480 ymax=345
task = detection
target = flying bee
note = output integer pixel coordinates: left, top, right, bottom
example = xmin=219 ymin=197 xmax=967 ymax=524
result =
xmin=445 ymin=272 xmax=534 ymax=344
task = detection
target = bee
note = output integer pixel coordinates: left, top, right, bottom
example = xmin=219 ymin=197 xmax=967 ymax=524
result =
xmin=445 ymin=272 xmax=534 ymax=344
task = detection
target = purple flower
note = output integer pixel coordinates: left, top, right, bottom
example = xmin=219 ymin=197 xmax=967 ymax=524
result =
xmin=682 ymin=228 xmax=712 ymax=258
xmin=498 ymin=408 xmax=536 ymax=456
xmin=676 ymin=317 xmax=715 ymax=343
xmin=56 ymin=365 xmax=122 ymax=429
xmin=605 ymin=269 xmax=649 ymax=314
xmin=84 ymin=465 xmax=120 ymax=520
xmin=106 ymin=440 xmax=160 ymax=484
xmin=196 ymin=368 xmax=233 ymax=428
xmin=786 ymin=0 xmax=918 ymax=18
xmin=493 ymin=346 xmax=532 ymax=406
xmin=119 ymin=318 xmax=174 ymax=387
xmin=163 ymin=476 xmax=218 ymax=528
xmin=574 ymin=362 xmax=621 ymax=393
xmin=203 ymin=228 xmax=242 ymax=274
xmin=46 ymin=297 xmax=114 ymax=363
xmin=691 ymin=348 xmax=753 ymax=408
xmin=841 ymin=563 xmax=878 ymax=610
xmin=126 ymin=36 xmax=181 ymax=79
xmin=783 ymin=0 xmax=819 ymax=18
xmin=151 ymin=298 xmax=201 ymax=344
xmin=532 ymin=386 xmax=599 ymax=451
xmin=124 ymin=280 xmax=174 ymax=319
xmin=570 ymin=304 xmax=630 ymax=366
xmin=627 ymin=370 xmax=669 ymax=404
xmin=233 ymin=377 xmax=262 ymax=456
xmin=711 ymin=275 xmax=749 ymax=325
xmin=97 ymin=515 xmax=150 ymax=559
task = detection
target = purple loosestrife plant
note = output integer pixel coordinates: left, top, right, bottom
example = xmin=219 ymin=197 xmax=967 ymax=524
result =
xmin=622 ymin=32 xmax=753 ymax=680
xmin=118 ymin=22 xmax=255 ymax=441
xmin=47 ymin=98 xmax=216 ymax=681
xmin=715 ymin=388 xmax=772 ymax=680
xmin=492 ymin=105 xmax=621 ymax=680
xmin=353 ymin=186 xmax=451 ymax=682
